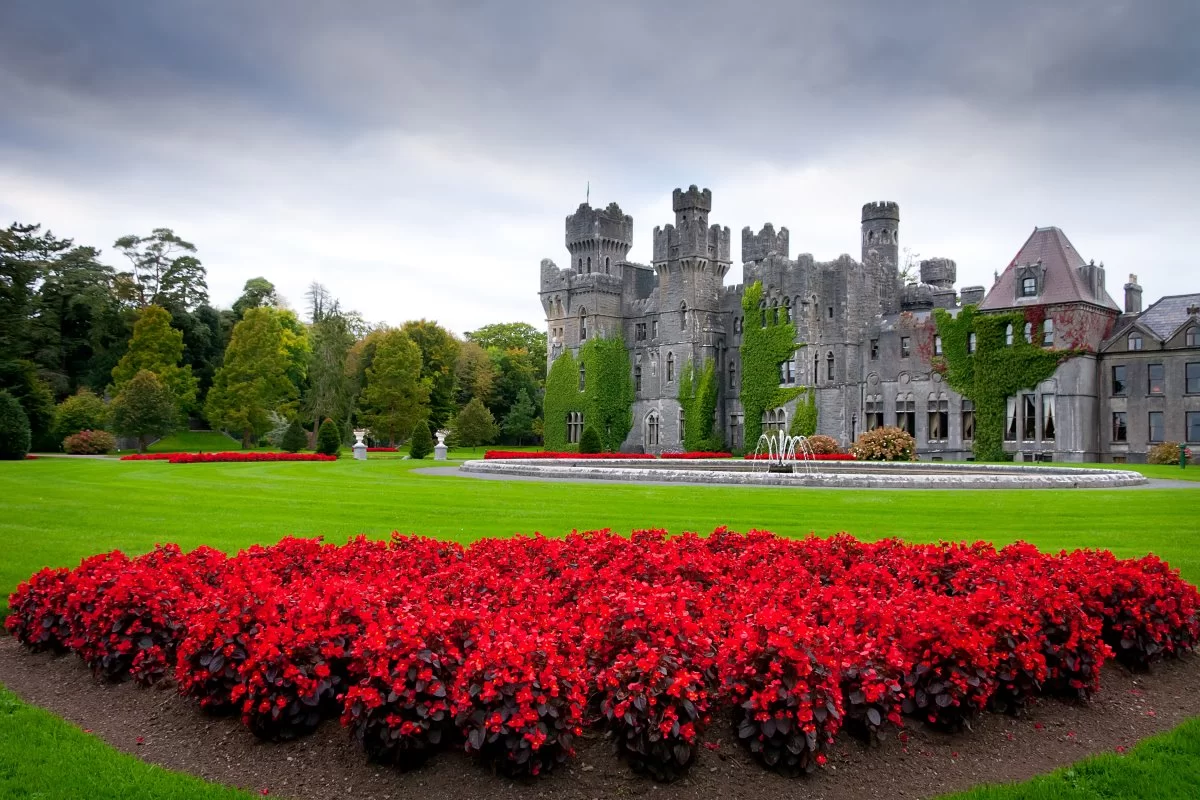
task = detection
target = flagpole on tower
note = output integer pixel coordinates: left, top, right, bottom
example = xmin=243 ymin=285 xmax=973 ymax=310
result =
xmin=586 ymin=181 xmax=590 ymax=205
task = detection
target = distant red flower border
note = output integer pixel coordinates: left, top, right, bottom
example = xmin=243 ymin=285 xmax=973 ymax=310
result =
xmin=366 ymin=447 xmax=398 ymax=452
xmin=483 ymin=450 xmax=854 ymax=461
xmin=120 ymin=452 xmax=335 ymax=463
xmin=743 ymin=453 xmax=856 ymax=461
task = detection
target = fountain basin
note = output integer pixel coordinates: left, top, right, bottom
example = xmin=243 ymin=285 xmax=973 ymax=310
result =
xmin=458 ymin=458 xmax=1148 ymax=489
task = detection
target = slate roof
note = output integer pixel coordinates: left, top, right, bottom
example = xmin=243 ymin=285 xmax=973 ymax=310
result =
xmin=1134 ymin=293 xmax=1200 ymax=340
xmin=978 ymin=227 xmax=1120 ymax=312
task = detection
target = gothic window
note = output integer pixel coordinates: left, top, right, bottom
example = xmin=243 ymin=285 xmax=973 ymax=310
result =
xmin=734 ymin=317 xmax=742 ymax=334
xmin=645 ymin=411 xmax=660 ymax=447
xmin=779 ymin=353 xmax=795 ymax=385
xmin=962 ymin=399 xmax=975 ymax=441
xmin=634 ymin=365 xmax=642 ymax=393
xmin=782 ymin=298 xmax=791 ymax=324
xmin=730 ymin=413 xmax=743 ymax=451
xmin=1043 ymin=319 xmax=1054 ymax=347
xmin=579 ymin=363 xmax=586 ymax=392
xmin=1128 ymin=333 xmax=1143 ymax=351
xmin=567 ymin=412 xmax=584 ymax=444
xmin=579 ymin=308 xmax=588 ymax=341
xmin=968 ymin=332 xmax=977 ymax=354
xmin=1005 ymin=397 xmax=1017 ymax=441
xmin=667 ymin=352 xmax=675 ymax=383
xmin=1187 ymin=327 xmax=1199 ymax=347
xmin=895 ymin=394 xmax=915 ymax=434
xmin=680 ymin=302 xmax=688 ymax=331
xmin=927 ymin=393 xmax=949 ymax=442
xmin=678 ymin=408 xmax=685 ymax=443
xmin=868 ymin=230 xmax=875 ymax=243
xmin=586 ymin=256 xmax=591 ymax=274
xmin=1023 ymin=322 xmax=1033 ymax=344
xmin=605 ymin=256 xmax=610 ymax=274
xmin=577 ymin=257 xmax=582 ymax=270
xmin=826 ymin=351 xmax=835 ymax=381
xmin=760 ymin=302 xmax=767 ymax=327
xmin=1042 ymin=395 xmax=1056 ymax=441
xmin=771 ymin=301 xmax=779 ymax=325
xmin=828 ymin=306 xmax=834 ymax=319
xmin=1005 ymin=324 xmax=1014 ymax=346
xmin=635 ymin=322 xmax=646 ymax=341
xmin=1022 ymin=394 xmax=1036 ymax=440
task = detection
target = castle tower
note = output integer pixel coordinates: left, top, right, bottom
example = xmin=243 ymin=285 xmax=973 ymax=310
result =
xmin=861 ymin=201 xmax=900 ymax=315
xmin=565 ymin=201 xmax=633 ymax=278
xmin=651 ymin=185 xmax=732 ymax=312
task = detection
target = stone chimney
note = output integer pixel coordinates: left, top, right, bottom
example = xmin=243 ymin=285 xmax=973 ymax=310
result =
xmin=960 ymin=286 xmax=986 ymax=306
xmin=1124 ymin=273 xmax=1143 ymax=314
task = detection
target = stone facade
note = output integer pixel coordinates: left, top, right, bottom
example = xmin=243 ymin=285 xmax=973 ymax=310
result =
xmin=538 ymin=186 xmax=1199 ymax=461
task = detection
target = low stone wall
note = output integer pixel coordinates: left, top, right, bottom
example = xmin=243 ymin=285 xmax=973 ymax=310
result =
xmin=459 ymin=459 xmax=1148 ymax=489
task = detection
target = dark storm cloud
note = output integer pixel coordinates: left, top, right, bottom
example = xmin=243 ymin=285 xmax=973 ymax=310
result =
xmin=0 ymin=0 xmax=1196 ymax=330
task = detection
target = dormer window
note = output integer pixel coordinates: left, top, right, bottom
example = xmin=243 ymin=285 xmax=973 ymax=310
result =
xmin=1128 ymin=333 xmax=1143 ymax=351
xmin=1021 ymin=277 xmax=1037 ymax=297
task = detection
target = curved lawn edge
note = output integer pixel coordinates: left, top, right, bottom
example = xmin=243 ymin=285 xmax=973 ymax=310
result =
xmin=1 ymin=679 xmax=1196 ymax=800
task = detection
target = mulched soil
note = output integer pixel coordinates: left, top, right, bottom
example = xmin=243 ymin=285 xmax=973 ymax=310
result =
xmin=1 ymin=636 xmax=1198 ymax=800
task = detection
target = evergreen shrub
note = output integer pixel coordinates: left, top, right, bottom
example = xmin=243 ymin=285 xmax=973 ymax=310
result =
xmin=579 ymin=426 xmax=602 ymax=454
xmin=280 ymin=419 xmax=309 ymax=453
xmin=316 ymin=418 xmax=342 ymax=456
xmin=409 ymin=419 xmax=433 ymax=459
xmin=0 ymin=390 xmax=33 ymax=460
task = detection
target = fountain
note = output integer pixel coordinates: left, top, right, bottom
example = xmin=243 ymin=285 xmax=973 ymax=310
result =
xmin=752 ymin=430 xmax=817 ymax=474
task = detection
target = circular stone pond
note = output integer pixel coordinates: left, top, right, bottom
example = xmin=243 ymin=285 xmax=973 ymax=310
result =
xmin=459 ymin=458 xmax=1148 ymax=489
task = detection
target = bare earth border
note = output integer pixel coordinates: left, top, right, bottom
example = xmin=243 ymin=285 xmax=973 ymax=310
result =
xmin=2 ymin=637 xmax=1197 ymax=800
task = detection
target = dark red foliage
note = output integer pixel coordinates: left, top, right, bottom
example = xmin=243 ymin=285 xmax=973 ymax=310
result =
xmin=4 ymin=567 xmax=74 ymax=652
xmin=119 ymin=453 xmax=173 ymax=460
xmin=167 ymin=452 xmax=337 ymax=463
xmin=483 ymin=450 xmax=655 ymax=460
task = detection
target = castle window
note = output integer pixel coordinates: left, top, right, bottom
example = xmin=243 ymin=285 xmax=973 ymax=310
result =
xmin=579 ymin=309 xmax=587 ymax=340
xmin=782 ymin=298 xmax=791 ymax=324
xmin=1005 ymin=324 xmax=1014 ymax=346
xmin=1149 ymin=410 xmax=1164 ymax=443
xmin=895 ymin=394 xmax=915 ymax=434
xmin=826 ymin=352 xmax=835 ymax=381
xmin=1005 ymin=397 xmax=1017 ymax=440
xmin=1023 ymin=322 xmax=1032 ymax=344
xmin=962 ymin=399 xmax=975 ymax=441
xmin=868 ymin=230 xmax=875 ymax=243
xmin=634 ymin=365 xmax=642 ymax=393
xmin=579 ymin=363 xmax=586 ymax=392
xmin=1187 ymin=362 xmax=1200 ymax=394
xmin=1187 ymin=327 xmax=1199 ymax=347
xmin=865 ymin=395 xmax=884 ymax=431
xmin=605 ymin=256 xmax=610 ymax=274
xmin=635 ymin=322 xmax=646 ymax=341
xmin=577 ymin=258 xmax=582 ymax=270
xmin=680 ymin=302 xmax=688 ymax=331
xmin=567 ymin=411 xmax=584 ymax=444
xmin=870 ymin=339 xmax=879 ymax=360
xmin=1112 ymin=411 xmax=1127 ymax=443
xmin=1112 ymin=364 xmax=1127 ymax=395
xmin=828 ymin=306 xmax=834 ymax=320
xmin=1043 ymin=319 xmax=1054 ymax=347
xmin=771 ymin=301 xmax=779 ymax=325
xmin=934 ymin=335 xmax=943 ymax=356
xmin=760 ymin=303 xmax=767 ymax=327
xmin=1128 ymin=333 xmax=1143 ymax=351
xmin=734 ymin=317 xmax=742 ymax=334
xmin=1190 ymin=412 xmax=1200 ymax=443
xmin=1022 ymin=394 xmax=1037 ymax=440
xmin=586 ymin=256 xmax=591 ymax=274
xmin=968 ymin=332 xmax=977 ymax=354
xmin=652 ymin=320 xmax=658 ymax=338
xmin=645 ymin=411 xmax=660 ymax=447
xmin=678 ymin=408 xmax=685 ymax=443
xmin=780 ymin=354 xmax=795 ymax=385
xmin=1021 ymin=277 xmax=1037 ymax=297
xmin=928 ymin=393 xmax=949 ymax=442
xmin=729 ymin=361 xmax=736 ymax=391
xmin=667 ymin=352 xmax=675 ymax=383
xmin=730 ymin=413 xmax=743 ymax=451
xmin=1148 ymin=363 xmax=1164 ymax=395
xmin=900 ymin=337 xmax=911 ymax=358
xmin=1043 ymin=395 xmax=1056 ymax=441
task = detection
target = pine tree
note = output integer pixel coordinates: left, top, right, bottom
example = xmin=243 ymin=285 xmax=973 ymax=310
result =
xmin=316 ymin=418 xmax=341 ymax=456
xmin=109 ymin=370 xmax=179 ymax=452
xmin=451 ymin=397 xmax=498 ymax=450
xmin=408 ymin=419 xmax=433 ymax=459
xmin=0 ymin=390 xmax=32 ymax=459
xmin=280 ymin=418 xmax=308 ymax=453
xmin=110 ymin=305 xmax=198 ymax=414
xmin=204 ymin=307 xmax=296 ymax=448
xmin=502 ymin=388 xmax=537 ymax=445
xmin=359 ymin=329 xmax=430 ymax=445
xmin=578 ymin=426 xmax=602 ymax=454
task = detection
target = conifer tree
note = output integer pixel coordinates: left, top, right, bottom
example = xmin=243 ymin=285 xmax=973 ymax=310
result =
xmin=359 ymin=329 xmax=430 ymax=445
xmin=110 ymin=305 xmax=198 ymax=415
xmin=408 ymin=419 xmax=433 ymax=459
xmin=204 ymin=307 xmax=295 ymax=448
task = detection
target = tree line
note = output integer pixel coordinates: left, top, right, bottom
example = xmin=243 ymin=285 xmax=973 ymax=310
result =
xmin=0 ymin=222 xmax=546 ymax=454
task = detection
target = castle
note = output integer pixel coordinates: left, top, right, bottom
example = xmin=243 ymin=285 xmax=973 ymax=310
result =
xmin=539 ymin=186 xmax=1200 ymax=462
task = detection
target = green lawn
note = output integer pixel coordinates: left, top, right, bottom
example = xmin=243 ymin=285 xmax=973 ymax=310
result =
xmin=115 ymin=429 xmax=243 ymax=454
xmin=1 ymin=457 xmax=1198 ymax=799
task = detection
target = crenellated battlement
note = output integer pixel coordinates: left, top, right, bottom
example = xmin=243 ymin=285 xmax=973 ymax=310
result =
xmin=652 ymin=221 xmax=732 ymax=265
xmin=742 ymin=223 xmax=790 ymax=264
xmin=920 ymin=257 xmax=957 ymax=289
xmin=566 ymin=202 xmax=633 ymax=246
xmin=673 ymin=184 xmax=712 ymax=213
xmin=862 ymin=201 xmax=900 ymax=223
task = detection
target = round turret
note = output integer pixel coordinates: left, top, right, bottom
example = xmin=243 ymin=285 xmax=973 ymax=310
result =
xmin=862 ymin=201 xmax=900 ymax=224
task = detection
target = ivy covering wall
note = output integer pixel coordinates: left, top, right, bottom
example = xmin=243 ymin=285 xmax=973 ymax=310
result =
xmin=678 ymin=358 xmax=723 ymax=452
xmin=739 ymin=282 xmax=806 ymax=447
xmin=788 ymin=387 xmax=817 ymax=437
xmin=541 ymin=337 xmax=634 ymax=452
xmin=933 ymin=306 xmax=1080 ymax=461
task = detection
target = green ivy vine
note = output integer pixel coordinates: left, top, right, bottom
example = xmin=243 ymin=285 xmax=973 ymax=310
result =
xmin=541 ymin=337 xmax=634 ymax=452
xmin=739 ymin=281 xmax=806 ymax=447
xmin=678 ymin=358 xmax=723 ymax=451
xmin=788 ymin=387 xmax=817 ymax=437
xmin=933 ymin=306 xmax=1081 ymax=461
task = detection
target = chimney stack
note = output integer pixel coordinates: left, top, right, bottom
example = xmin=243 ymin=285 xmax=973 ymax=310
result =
xmin=1124 ymin=273 xmax=1143 ymax=314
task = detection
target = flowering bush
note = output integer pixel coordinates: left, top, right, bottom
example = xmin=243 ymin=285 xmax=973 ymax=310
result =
xmin=1148 ymin=442 xmax=1187 ymax=466
xmin=800 ymin=434 xmax=843 ymax=455
xmin=167 ymin=452 xmax=337 ymax=464
xmin=850 ymin=426 xmax=917 ymax=461
xmin=366 ymin=446 xmax=398 ymax=452
xmin=8 ymin=530 xmax=1200 ymax=783
xmin=62 ymin=429 xmax=117 ymax=455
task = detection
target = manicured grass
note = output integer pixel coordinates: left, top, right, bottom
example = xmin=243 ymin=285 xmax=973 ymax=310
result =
xmin=117 ymin=430 xmax=242 ymax=454
xmin=0 ymin=685 xmax=254 ymax=799
xmin=0 ymin=457 xmax=1198 ymax=799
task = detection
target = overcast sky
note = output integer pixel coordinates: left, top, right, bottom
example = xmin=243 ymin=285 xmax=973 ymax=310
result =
xmin=2 ymin=0 xmax=1197 ymax=335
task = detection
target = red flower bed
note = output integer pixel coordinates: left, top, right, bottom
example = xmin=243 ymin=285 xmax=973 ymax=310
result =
xmin=484 ymin=450 xmax=656 ymax=460
xmin=167 ymin=452 xmax=337 ymax=463
xmin=743 ymin=453 xmax=856 ymax=461
xmin=8 ymin=531 xmax=1199 ymax=783
xmin=366 ymin=447 xmax=398 ymax=452
xmin=120 ymin=453 xmax=173 ymax=460
xmin=659 ymin=451 xmax=734 ymax=459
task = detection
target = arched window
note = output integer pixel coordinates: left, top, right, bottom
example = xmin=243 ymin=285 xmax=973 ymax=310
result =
xmin=1023 ymin=322 xmax=1033 ymax=343
xmin=782 ymin=298 xmax=791 ymax=324
xmin=680 ymin=302 xmax=688 ymax=330
xmin=605 ymin=256 xmax=610 ymax=274
xmin=895 ymin=393 xmax=915 ymax=433
xmin=567 ymin=412 xmax=584 ymax=444
xmin=1005 ymin=324 xmax=1014 ymax=346
xmin=927 ymin=393 xmax=949 ymax=441
xmin=586 ymin=256 xmax=591 ymax=274
xmin=729 ymin=361 xmax=736 ymax=391
xmin=666 ymin=352 xmax=675 ymax=383
xmin=579 ymin=308 xmax=588 ymax=340
xmin=678 ymin=408 xmax=686 ymax=442
xmin=760 ymin=301 xmax=767 ymax=327
xmin=868 ymin=230 xmax=875 ymax=243
xmin=1187 ymin=327 xmax=1199 ymax=347
xmin=577 ymin=257 xmax=582 ymax=270
xmin=934 ymin=335 xmax=943 ymax=356
xmin=645 ymin=411 xmax=660 ymax=447
xmin=634 ymin=365 xmax=642 ymax=393
xmin=578 ymin=362 xmax=586 ymax=392
xmin=968 ymin=332 xmax=977 ymax=354
xmin=771 ymin=300 xmax=779 ymax=325
xmin=1128 ymin=333 xmax=1143 ymax=351
xmin=1043 ymin=319 xmax=1054 ymax=347
xmin=826 ymin=351 xmax=835 ymax=381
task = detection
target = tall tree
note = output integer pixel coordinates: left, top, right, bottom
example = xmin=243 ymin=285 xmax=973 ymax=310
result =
xmin=0 ymin=223 xmax=73 ymax=363
xmin=204 ymin=307 xmax=296 ymax=447
xmin=232 ymin=277 xmax=279 ymax=319
xmin=110 ymin=305 xmax=198 ymax=416
xmin=113 ymin=228 xmax=208 ymax=310
xmin=359 ymin=329 xmax=429 ymax=445
xmin=109 ymin=369 xmax=179 ymax=452
xmin=466 ymin=322 xmax=548 ymax=380
xmin=277 ymin=308 xmax=311 ymax=404
xmin=502 ymin=388 xmax=537 ymax=445
xmin=166 ymin=303 xmax=226 ymax=402
xmin=305 ymin=314 xmax=356 ymax=436
xmin=488 ymin=346 xmax=540 ymax=426
xmin=454 ymin=340 xmax=497 ymax=407
xmin=401 ymin=320 xmax=459 ymax=430
xmin=305 ymin=282 xmax=337 ymax=324
xmin=452 ymin=397 xmax=498 ymax=450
